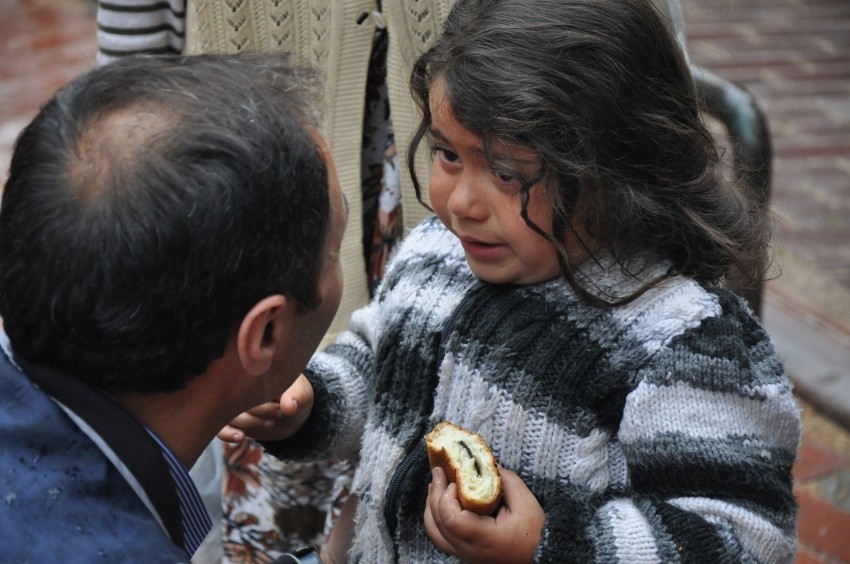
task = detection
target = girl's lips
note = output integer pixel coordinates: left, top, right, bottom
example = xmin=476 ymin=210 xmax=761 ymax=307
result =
xmin=459 ymin=237 xmax=508 ymax=261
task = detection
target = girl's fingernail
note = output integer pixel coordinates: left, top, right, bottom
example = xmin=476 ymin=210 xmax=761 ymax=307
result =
xmin=264 ymin=419 xmax=275 ymax=427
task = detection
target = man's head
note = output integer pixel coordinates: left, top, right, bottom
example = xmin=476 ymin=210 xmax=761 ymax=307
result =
xmin=0 ymin=53 xmax=341 ymax=394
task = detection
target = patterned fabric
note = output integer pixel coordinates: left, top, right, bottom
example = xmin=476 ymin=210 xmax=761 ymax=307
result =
xmin=221 ymin=439 xmax=353 ymax=563
xmin=360 ymin=28 xmax=402 ymax=295
xmin=263 ymin=216 xmax=801 ymax=563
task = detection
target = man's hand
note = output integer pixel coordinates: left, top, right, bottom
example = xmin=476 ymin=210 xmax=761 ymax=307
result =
xmin=424 ymin=466 xmax=545 ymax=564
xmin=218 ymin=373 xmax=314 ymax=444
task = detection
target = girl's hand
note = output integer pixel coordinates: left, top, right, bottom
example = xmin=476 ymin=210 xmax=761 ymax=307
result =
xmin=217 ymin=374 xmax=314 ymax=444
xmin=424 ymin=466 xmax=546 ymax=564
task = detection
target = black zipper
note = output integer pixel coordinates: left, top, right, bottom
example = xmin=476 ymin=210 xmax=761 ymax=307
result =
xmin=382 ymin=290 xmax=475 ymax=551
xmin=382 ymin=435 xmax=427 ymax=543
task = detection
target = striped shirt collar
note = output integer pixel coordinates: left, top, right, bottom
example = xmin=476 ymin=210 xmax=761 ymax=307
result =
xmin=145 ymin=428 xmax=212 ymax=557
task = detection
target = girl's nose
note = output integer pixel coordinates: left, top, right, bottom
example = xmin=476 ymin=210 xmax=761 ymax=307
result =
xmin=447 ymin=175 xmax=486 ymax=220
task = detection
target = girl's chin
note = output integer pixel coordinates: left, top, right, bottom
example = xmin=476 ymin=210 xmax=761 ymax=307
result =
xmin=466 ymin=261 xmax=557 ymax=286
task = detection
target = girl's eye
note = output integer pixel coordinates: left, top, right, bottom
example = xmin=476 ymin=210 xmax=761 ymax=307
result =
xmin=492 ymin=167 xmax=522 ymax=191
xmin=437 ymin=148 xmax=460 ymax=164
xmin=426 ymin=140 xmax=460 ymax=165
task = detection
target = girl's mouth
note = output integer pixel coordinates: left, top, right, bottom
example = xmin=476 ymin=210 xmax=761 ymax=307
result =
xmin=459 ymin=237 xmax=507 ymax=261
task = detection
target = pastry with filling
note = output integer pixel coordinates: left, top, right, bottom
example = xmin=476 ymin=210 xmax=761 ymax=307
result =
xmin=425 ymin=421 xmax=502 ymax=515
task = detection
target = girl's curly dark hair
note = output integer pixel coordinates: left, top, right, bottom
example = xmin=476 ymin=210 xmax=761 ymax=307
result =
xmin=408 ymin=0 xmax=770 ymax=306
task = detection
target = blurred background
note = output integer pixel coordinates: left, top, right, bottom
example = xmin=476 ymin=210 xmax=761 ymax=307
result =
xmin=1 ymin=0 xmax=848 ymax=561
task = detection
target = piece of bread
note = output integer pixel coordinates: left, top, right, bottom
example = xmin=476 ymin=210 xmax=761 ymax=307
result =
xmin=425 ymin=421 xmax=502 ymax=515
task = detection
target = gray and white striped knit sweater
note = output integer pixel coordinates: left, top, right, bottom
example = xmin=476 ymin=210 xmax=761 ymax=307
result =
xmin=264 ymin=216 xmax=800 ymax=563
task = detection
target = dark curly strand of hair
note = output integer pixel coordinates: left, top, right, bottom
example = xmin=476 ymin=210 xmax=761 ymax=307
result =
xmin=408 ymin=0 xmax=770 ymax=305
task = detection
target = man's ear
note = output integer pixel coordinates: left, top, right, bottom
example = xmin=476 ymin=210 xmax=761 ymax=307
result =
xmin=236 ymin=295 xmax=295 ymax=376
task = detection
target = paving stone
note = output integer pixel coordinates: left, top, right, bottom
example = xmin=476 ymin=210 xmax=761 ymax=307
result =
xmin=794 ymin=438 xmax=850 ymax=482
xmin=796 ymin=490 xmax=850 ymax=562
xmin=794 ymin=547 xmax=826 ymax=564
xmin=817 ymin=470 xmax=850 ymax=514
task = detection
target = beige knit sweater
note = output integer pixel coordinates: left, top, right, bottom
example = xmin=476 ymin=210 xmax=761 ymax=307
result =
xmin=184 ymin=0 xmax=453 ymax=342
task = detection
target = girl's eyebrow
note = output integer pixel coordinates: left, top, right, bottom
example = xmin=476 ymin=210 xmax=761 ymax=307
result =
xmin=428 ymin=127 xmax=487 ymax=159
xmin=428 ymin=126 xmax=538 ymax=168
xmin=425 ymin=128 xmax=450 ymax=145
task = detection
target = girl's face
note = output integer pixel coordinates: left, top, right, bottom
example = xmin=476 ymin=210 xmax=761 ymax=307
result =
xmin=428 ymin=80 xmax=583 ymax=285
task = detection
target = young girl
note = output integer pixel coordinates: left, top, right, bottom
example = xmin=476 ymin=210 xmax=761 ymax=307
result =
xmin=227 ymin=0 xmax=800 ymax=561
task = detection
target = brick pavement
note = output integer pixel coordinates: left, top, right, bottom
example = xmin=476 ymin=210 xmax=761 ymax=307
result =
xmin=1 ymin=0 xmax=849 ymax=562
xmin=793 ymin=400 xmax=850 ymax=563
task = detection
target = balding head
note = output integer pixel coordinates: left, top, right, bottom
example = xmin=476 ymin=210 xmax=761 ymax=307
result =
xmin=0 ymin=53 xmax=331 ymax=394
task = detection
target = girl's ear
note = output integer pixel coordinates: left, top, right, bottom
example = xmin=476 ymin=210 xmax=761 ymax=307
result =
xmin=236 ymin=295 xmax=295 ymax=376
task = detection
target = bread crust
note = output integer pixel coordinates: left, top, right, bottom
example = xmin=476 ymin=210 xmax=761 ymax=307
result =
xmin=425 ymin=421 xmax=502 ymax=515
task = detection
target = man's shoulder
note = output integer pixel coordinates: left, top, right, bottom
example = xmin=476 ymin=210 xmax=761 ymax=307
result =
xmin=0 ymin=361 xmax=186 ymax=562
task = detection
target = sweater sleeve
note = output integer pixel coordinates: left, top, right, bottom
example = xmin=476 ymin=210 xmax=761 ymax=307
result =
xmin=539 ymin=298 xmax=800 ymax=563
